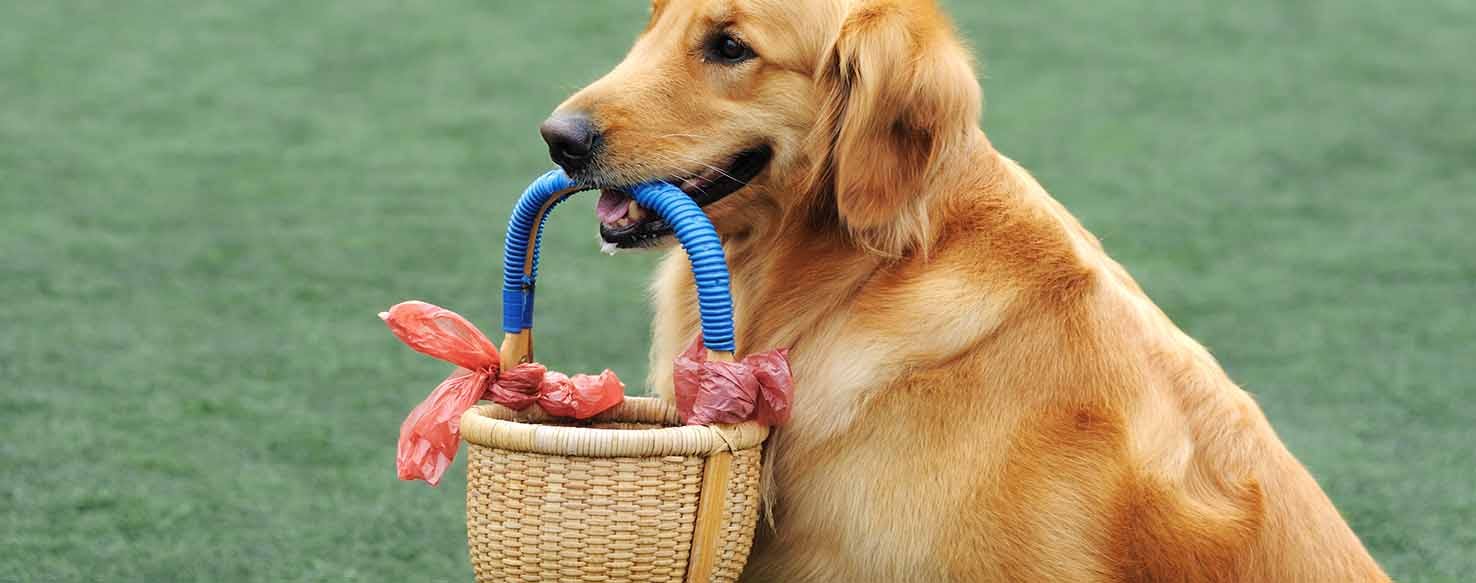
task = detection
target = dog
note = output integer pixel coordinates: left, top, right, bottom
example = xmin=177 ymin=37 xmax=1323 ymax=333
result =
xmin=536 ymin=0 xmax=1392 ymax=580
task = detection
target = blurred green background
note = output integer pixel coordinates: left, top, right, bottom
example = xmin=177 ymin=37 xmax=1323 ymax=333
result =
xmin=2 ymin=1 xmax=1472 ymax=581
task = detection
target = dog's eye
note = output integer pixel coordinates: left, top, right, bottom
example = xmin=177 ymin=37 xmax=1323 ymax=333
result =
xmin=705 ymin=32 xmax=755 ymax=65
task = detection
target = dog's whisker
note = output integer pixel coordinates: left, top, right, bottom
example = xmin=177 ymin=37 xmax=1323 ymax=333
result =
xmin=635 ymin=152 xmax=736 ymax=186
xmin=656 ymin=133 xmax=713 ymax=140
xmin=664 ymin=152 xmax=746 ymax=185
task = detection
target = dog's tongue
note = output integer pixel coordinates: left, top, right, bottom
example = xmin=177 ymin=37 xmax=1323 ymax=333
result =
xmin=596 ymin=190 xmax=629 ymax=224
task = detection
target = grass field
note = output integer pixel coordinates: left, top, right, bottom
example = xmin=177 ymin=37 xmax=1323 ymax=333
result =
xmin=2 ymin=1 xmax=1472 ymax=581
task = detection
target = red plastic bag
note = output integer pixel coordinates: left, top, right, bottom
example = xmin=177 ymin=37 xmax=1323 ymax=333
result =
xmin=380 ymin=302 xmax=501 ymax=486
xmin=748 ymin=348 xmax=793 ymax=426
xmin=692 ymin=359 xmax=758 ymax=425
xmin=394 ymin=367 xmax=487 ymax=486
xmin=673 ymin=337 xmax=793 ymax=427
xmin=382 ymin=300 xmax=628 ymax=485
xmin=380 ymin=301 xmax=500 ymax=372
xmin=672 ymin=338 xmax=705 ymax=422
xmin=538 ymin=370 xmax=626 ymax=420
xmin=489 ymin=363 xmax=546 ymax=412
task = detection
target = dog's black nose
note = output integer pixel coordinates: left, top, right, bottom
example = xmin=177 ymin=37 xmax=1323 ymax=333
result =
xmin=539 ymin=113 xmax=599 ymax=174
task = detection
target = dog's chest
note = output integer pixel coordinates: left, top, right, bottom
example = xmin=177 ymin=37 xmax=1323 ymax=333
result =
xmin=744 ymin=365 xmax=1027 ymax=582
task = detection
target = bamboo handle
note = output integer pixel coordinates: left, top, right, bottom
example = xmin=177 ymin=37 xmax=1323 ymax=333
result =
xmin=501 ymin=331 xmax=532 ymax=366
xmin=686 ymin=450 xmax=734 ymax=583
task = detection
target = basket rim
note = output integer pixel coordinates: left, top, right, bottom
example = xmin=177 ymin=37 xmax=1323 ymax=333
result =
xmin=460 ymin=397 xmax=768 ymax=457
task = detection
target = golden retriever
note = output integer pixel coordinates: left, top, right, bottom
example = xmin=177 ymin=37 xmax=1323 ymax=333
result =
xmin=537 ymin=0 xmax=1391 ymax=580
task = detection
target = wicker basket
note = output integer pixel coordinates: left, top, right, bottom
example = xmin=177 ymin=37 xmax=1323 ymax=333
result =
xmin=461 ymin=171 xmax=768 ymax=582
xmin=462 ymin=399 xmax=767 ymax=583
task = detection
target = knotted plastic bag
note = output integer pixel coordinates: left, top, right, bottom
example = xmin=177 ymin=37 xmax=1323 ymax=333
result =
xmin=381 ymin=301 xmax=625 ymax=486
xmin=537 ymin=370 xmax=626 ymax=419
xmin=673 ymin=337 xmax=793 ymax=427
xmin=489 ymin=363 xmax=546 ymax=412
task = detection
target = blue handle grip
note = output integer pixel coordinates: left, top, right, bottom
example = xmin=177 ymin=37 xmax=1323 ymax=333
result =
xmin=500 ymin=170 xmax=737 ymax=353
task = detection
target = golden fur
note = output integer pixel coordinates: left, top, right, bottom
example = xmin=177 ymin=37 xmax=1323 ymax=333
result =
xmin=551 ymin=0 xmax=1391 ymax=580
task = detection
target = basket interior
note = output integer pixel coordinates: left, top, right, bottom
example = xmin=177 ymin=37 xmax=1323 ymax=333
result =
xmin=476 ymin=396 xmax=683 ymax=429
xmin=534 ymin=419 xmax=668 ymax=431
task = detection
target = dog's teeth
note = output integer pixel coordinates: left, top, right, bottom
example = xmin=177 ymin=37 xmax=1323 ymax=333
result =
xmin=627 ymin=200 xmax=647 ymax=222
xmin=600 ymin=241 xmax=621 ymax=256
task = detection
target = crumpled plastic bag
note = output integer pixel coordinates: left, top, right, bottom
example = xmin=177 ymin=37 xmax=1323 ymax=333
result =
xmin=393 ymin=366 xmax=486 ymax=486
xmin=489 ymin=363 xmax=546 ymax=412
xmin=537 ymin=370 xmax=626 ymax=419
xmin=673 ymin=337 xmax=793 ymax=427
xmin=748 ymin=348 xmax=793 ymax=426
xmin=380 ymin=300 xmax=626 ymax=486
xmin=381 ymin=301 xmax=501 ymax=486
xmin=381 ymin=301 xmax=501 ymax=372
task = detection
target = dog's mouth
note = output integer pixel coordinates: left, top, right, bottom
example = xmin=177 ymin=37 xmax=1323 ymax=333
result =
xmin=597 ymin=145 xmax=773 ymax=249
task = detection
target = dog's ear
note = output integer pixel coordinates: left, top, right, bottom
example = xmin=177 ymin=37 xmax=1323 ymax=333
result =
xmin=808 ymin=0 xmax=981 ymax=256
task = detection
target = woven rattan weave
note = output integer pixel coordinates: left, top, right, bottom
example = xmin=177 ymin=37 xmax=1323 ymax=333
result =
xmin=462 ymin=398 xmax=766 ymax=583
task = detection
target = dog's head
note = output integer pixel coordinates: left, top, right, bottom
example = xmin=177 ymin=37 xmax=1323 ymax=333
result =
xmin=542 ymin=0 xmax=980 ymax=255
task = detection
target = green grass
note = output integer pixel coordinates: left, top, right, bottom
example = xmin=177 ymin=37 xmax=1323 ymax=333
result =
xmin=0 ymin=0 xmax=1470 ymax=581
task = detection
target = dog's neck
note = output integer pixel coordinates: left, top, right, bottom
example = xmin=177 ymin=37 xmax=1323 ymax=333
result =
xmin=719 ymin=130 xmax=1033 ymax=352
xmin=649 ymin=129 xmax=1132 ymax=453
xmin=721 ymin=224 xmax=887 ymax=354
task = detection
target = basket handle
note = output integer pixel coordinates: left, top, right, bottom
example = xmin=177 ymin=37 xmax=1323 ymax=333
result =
xmin=499 ymin=169 xmax=737 ymax=365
